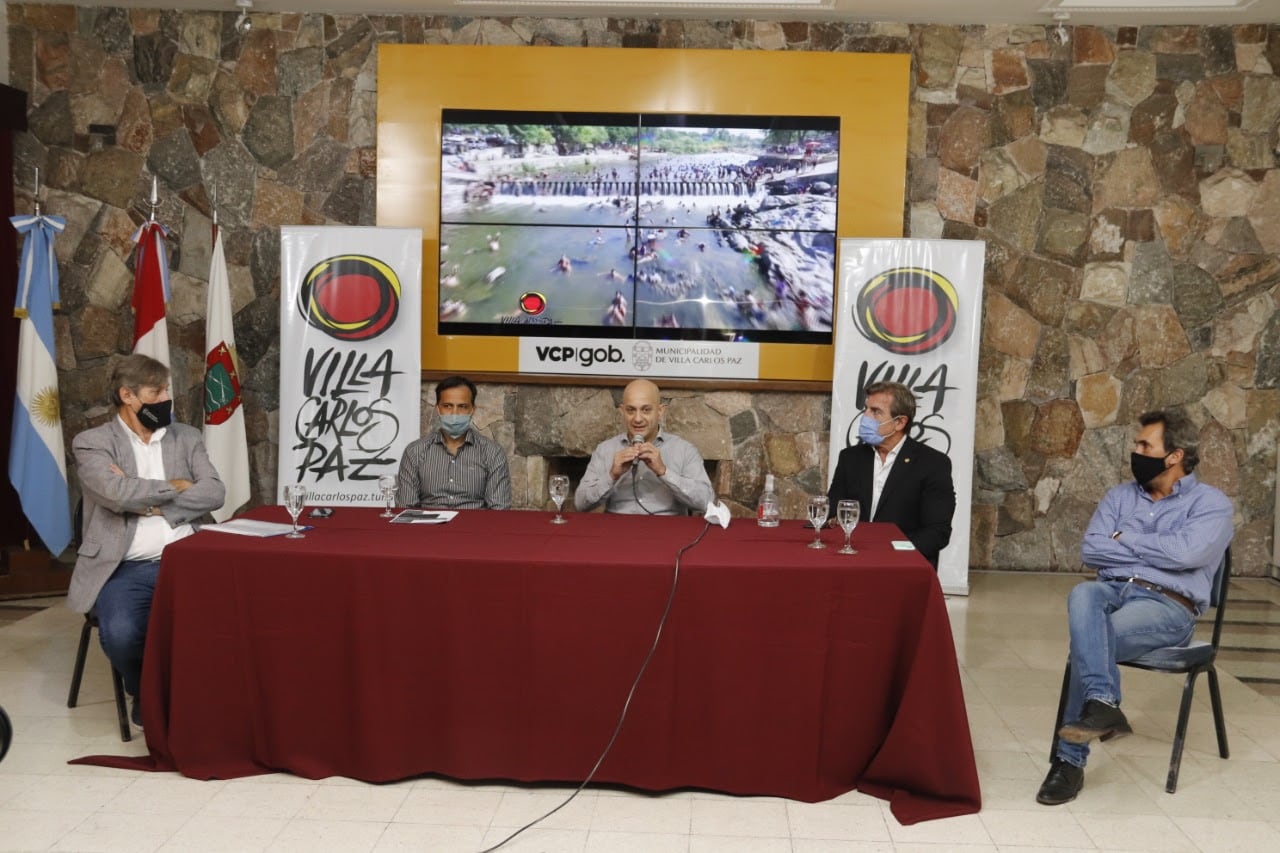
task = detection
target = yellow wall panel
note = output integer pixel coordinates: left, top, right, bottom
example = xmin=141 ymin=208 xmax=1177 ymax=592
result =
xmin=378 ymin=45 xmax=909 ymax=381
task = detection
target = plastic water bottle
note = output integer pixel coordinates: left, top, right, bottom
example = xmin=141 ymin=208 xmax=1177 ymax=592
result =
xmin=757 ymin=473 xmax=780 ymax=527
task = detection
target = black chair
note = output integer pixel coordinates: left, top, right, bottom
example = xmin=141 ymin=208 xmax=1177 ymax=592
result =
xmin=67 ymin=499 xmax=132 ymax=742
xmin=68 ymin=608 xmax=132 ymax=742
xmin=1050 ymin=548 xmax=1231 ymax=793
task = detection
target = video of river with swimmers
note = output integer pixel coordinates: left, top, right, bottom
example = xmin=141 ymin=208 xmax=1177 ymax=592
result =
xmin=437 ymin=110 xmax=839 ymax=345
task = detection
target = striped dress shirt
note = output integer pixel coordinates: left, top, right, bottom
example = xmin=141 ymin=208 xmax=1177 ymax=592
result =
xmin=395 ymin=427 xmax=511 ymax=510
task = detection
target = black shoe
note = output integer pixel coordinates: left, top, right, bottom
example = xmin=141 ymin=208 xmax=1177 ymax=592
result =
xmin=1057 ymin=698 xmax=1131 ymax=745
xmin=130 ymin=699 xmax=144 ymax=731
xmin=1036 ymin=758 xmax=1084 ymax=805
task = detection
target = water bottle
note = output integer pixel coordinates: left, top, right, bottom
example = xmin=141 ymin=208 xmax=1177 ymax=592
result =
xmin=757 ymin=473 xmax=780 ymax=527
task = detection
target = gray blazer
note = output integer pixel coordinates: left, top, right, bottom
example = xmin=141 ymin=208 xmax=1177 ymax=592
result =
xmin=67 ymin=418 xmax=225 ymax=613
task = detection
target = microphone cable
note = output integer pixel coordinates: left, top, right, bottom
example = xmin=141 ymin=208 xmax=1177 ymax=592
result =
xmin=630 ymin=463 xmax=659 ymax=515
xmin=628 ymin=435 xmax=659 ymax=516
xmin=478 ymin=518 xmax=714 ymax=853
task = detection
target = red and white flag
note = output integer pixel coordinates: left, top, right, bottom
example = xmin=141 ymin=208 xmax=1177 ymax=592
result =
xmin=131 ymin=221 xmax=171 ymax=366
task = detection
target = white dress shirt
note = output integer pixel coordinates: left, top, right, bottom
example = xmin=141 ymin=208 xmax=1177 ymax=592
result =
xmin=870 ymin=440 xmax=905 ymax=521
xmin=120 ymin=418 xmax=194 ymax=561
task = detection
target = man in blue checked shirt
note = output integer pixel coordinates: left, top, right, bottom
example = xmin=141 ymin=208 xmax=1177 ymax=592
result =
xmin=1036 ymin=409 xmax=1233 ymax=806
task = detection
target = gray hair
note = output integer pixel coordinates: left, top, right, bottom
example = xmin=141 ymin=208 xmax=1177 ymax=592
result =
xmin=1139 ymin=409 xmax=1201 ymax=473
xmin=110 ymin=354 xmax=169 ymax=407
xmin=864 ymin=381 xmax=917 ymax=425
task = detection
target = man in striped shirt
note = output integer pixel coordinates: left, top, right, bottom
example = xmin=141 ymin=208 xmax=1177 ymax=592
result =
xmin=1036 ymin=409 xmax=1233 ymax=807
xmin=394 ymin=375 xmax=511 ymax=510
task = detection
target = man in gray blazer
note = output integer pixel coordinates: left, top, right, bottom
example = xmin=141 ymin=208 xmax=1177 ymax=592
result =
xmin=68 ymin=354 xmax=224 ymax=726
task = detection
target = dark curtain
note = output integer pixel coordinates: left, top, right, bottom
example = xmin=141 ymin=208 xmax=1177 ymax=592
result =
xmin=1 ymin=84 xmax=31 ymax=547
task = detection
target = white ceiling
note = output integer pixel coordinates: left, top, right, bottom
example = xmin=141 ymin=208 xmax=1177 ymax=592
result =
xmin=27 ymin=0 xmax=1280 ymax=26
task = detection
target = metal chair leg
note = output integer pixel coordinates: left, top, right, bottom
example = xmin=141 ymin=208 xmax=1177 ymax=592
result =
xmin=1166 ymin=670 xmax=1202 ymax=794
xmin=111 ymin=668 xmax=132 ymax=743
xmin=1049 ymin=660 xmax=1071 ymax=762
xmin=67 ymin=616 xmax=93 ymax=708
xmin=1206 ymin=667 xmax=1229 ymax=759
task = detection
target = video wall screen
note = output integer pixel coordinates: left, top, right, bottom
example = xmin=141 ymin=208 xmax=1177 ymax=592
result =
xmin=437 ymin=109 xmax=839 ymax=346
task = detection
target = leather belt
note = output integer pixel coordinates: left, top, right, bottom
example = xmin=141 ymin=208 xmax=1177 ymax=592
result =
xmin=1122 ymin=577 xmax=1194 ymax=614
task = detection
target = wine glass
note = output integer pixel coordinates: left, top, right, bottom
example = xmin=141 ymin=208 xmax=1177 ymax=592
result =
xmin=549 ymin=474 xmax=570 ymax=524
xmin=378 ymin=474 xmax=397 ymax=518
xmin=807 ymin=495 xmax=829 ymax=550
xmin=837 ymin=499 xmax=860 ymax=555
xmin=283 ymin=484 xmax=307 ymax=539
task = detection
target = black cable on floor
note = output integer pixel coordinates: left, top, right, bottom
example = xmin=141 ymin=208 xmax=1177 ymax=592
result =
xmin=478 ymin=519 xmax=713 ymax=853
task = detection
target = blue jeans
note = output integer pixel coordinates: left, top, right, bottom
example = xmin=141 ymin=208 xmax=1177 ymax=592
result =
xmin=95 ymin=559 xmax=160 ymax=698
xmin=1056 ymin=579 xmax=1195 ymax=768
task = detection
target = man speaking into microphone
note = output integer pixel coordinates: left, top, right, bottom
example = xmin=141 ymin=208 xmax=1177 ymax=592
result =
xmin=576 ymin=379 xmax=714 ymax=515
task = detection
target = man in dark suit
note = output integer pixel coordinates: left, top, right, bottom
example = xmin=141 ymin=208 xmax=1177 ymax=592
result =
xmin=68 ymin=354 xmax=225 ymax=727
xmin=826 ymin=381 xmax=955 ymax=568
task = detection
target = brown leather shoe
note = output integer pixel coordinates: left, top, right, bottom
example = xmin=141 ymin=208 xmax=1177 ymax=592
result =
xmin=1036 ymin=758 xmax=1084 ymax=805
xmin=1057 ymin=698 xmax=1131 ymax=744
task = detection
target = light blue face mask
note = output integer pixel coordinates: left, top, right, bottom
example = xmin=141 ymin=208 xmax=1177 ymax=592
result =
xmin=858 ymin=412 xmax=890 ymax=446
xmin=439 ymin=413 xmax=472 ymax=439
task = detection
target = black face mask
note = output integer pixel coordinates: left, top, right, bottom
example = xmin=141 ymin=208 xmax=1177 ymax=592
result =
xmin=137 ymin=399 xmax=173 ymax=431
xmin=1130 ymin=451 xmax=1170 ymax=487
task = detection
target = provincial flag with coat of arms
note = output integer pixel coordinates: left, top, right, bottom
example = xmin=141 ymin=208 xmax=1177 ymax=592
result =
xmin=204 ymin=229 xmax=249 ymax=522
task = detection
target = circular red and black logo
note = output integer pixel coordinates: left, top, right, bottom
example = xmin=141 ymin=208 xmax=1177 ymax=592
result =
xmin=297 ymin=255 xmax=401 ymax=341
xmin=852 ymin=267 xmax=958 ymax=355
xmin=519 ymin=291 xmax=547 ymax=315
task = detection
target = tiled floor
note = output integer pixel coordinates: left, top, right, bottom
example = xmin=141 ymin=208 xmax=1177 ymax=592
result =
xmin=1 ymin=572 xmax=1278 ymax=852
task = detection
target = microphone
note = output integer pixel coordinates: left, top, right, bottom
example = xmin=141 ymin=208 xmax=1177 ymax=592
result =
xmin=630 ymin=433 xmax=644 ymax=468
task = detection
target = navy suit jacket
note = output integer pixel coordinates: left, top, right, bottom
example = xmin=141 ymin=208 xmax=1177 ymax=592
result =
xmin=826 ymin=436 xmax=956 ymax=568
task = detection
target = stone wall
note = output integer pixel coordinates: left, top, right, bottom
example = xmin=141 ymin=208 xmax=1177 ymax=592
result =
xmin=7 ymin=6 xmax=1278 ymax=575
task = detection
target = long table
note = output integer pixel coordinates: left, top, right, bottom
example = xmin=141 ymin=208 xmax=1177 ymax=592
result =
xmin=74 ymin=507 xmax=980 ymax=824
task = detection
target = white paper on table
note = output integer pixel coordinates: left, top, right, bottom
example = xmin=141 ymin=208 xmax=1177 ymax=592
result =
xmin=891 ymin=540 xmax=916 ymax=550
xmin=391 ymin=509 xmax=459 ymax=525
xmin=204 ymin=519 xmax=310 ymax=537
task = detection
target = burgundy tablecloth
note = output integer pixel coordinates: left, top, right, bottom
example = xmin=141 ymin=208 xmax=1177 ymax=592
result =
xmin=73 ymin=507 xmax=980 ymax=824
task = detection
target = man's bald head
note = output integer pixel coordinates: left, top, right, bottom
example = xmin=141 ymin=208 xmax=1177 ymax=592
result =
xmin=620 ymin=379 xmax=665 ymax=442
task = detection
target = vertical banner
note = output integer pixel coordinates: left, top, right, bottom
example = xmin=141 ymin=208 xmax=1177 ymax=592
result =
xmin=278 ymin=227 xmax=422 ymax=506
xmin=829 ymin=239 xmax=985 ymax=595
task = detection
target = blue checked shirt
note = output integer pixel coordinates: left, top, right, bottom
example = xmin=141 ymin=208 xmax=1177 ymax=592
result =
xmin=1082 ymin=473 xmax=1233 ymax=614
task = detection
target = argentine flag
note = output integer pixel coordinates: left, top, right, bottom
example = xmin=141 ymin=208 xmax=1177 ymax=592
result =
xmin=9 ymin=213 xmax=72 ymax=555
